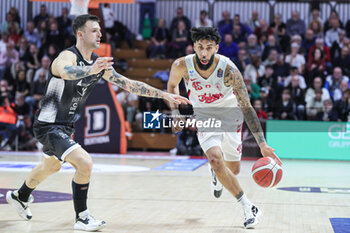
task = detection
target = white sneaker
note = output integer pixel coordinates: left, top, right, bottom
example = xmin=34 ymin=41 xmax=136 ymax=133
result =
xmin=74 ymin=209 xmax=106 ymax=232
xmin=208 ymin=164 xmax=223 ymax=198
xmin=6 ymin=190 xmax=34 ymax=220
xmin=243 ymin=204 xmax=262 ymax=229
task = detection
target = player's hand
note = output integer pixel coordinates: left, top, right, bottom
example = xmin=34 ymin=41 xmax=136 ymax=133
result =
xmin=172 ymin=115 xmax=186 ymax=133
xmin=164 ymin=93 xmax=192 ymax=105
xmin=259 ymin=142 xmax=283 ymax=166
xmin=91 ymin=57 xmax=114 ymax=74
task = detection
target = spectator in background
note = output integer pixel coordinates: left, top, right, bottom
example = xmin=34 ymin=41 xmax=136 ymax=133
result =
xmin=286 ymin=10 xmax=306 ymax=37
xmin=244 ymin=76 xmax=260 ymax=102
xmin=14 ymin=69 xmax=30 ymax=99
xmin=308 ymin=37 xmax=331 ymax=63
xmin=310 ymin=9 xmax=324 ymax=24
xmin=253 ymin=99 xmax=268 ymax=120
xmin=33 ymin=55 xmax=50 ymax=82
xmin=306 ymin=89 xmax=324 ymax=120
xmin=9 ymin=7 xmax=21 ymax=25
xmin=262 ymin=49 xmax=278 ymax=66
xmin=324 ymin=10 xmax=343 ymax=34
xmin=305 ymin=76 xmax=331 ymax=104
xmin=290 ymin=34 xmax=303 ymax=53
xmin=334 ymin=89 xmax=350 ymax=121
xmin=18 ymin=37 xmax=29 ymax=62
xmin=233 ymin=14 xmax=252 ymax=36
xmin=56 ymin=7 xmax=72 ymax=36
xmin=270 ymin=13 xmax=290 ymax=53
xmin=0 ymin=95 xmax=18 ymax=149
xmin=8 ymin=22 xmax=21 ymax=46
xmin=302 ymin=29 xmax=315 ymax=59
xmin=306 ymin=47 xmax=326 ymax=84
xmin=259 ymin=87 xmax=275 ymax=119
xmin=24 ymin=21 xmax=41 ymax=48
xmin=218 ymin=34 xmax=239 ymax=61
xmin=1 ymin=13 xmax=19 ymax=34
xmin=284 ymin=66 xmax=307 ymax=90
xmin=273 ymin=54 xmax=291 ymax=81
xmin=29 ymin=70 xmax=47 ymax=110
xmin=102 ymin=4 xmax=115 ymax=36
xmin=219 ymin=14 xmax=252 ymax=41
xmin=330 ymin=30 xmax=346 ymax=61
xmin=0 ymin=79 xmax=13 ymax=101
xmin=232 ymin=24 xmax=246 ymax=45
xmin=246 ymin=10 xmax=260 ymax=31
xmin=287 ymin=74 xmax=306 ymax=119
xmin=325 ymin=18 xmax=342 ymax=47
xmin=258 ymin=65 xmax=277 ymax=94
xmin=333 ymin=80 xmax=349 ymax=102
xmin=244 ymin=55 xmax=265 ymax=84
xmin=262 ymin=35 xmax=281 ymax=61
xmin=325 ymin=67 xmax=349 ymax=98
xmin=232 ymin=48 xmax=250 ymax=73
xmin=136 ymin=0 xmax=156 ymax=36
xmin=149 ymin=18 xmax=169 ymax=58
xmin=43 ymin=43 xmax=59 ymax=62
xmin=333 ymin=46 xmax=350 ymax=77
xmin=25 ymin=43 xmax=41 ymax=72
xmin=169 ymin=20 xmax=189 ymax=58
xmin=315 ymin=99 xmax=338 ymax=121
xmin=45 ymin=22 xmax=64 ymax=51
xmin=195 ymin=10 xmax=213 ymax=28
xmin=308 ymin=19 xmax=323 ymax=38
xmin=170 ymin=7 xmax=191 ymax=32
xmin=0 ymin=42 xmax=19 ymax=81
xmin=34 ymin=4 xmax=49 ymax=27
xmin=117 ymin=89 xmax=138 ymax=123
xmin=246 ymin=34 xmax=261 ymax=57
xmin=0 ymin=32 xmax=10 ymax=53
xmin=254 ymin=19 xmax=272 ymax=45
xmin=274 ymin=88 xmax=296 ymax=120
xmin=37 ymin=20 xmax=48 ymax=47
xmin=217 ymin=11 xmax=233 ymax=29
xmin=285 ymin=42 xmax=305 ymax=74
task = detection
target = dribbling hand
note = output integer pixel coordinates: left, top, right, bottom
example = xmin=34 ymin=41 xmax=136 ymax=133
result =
xmin=259 ymin=142 xmax=283 ymax=166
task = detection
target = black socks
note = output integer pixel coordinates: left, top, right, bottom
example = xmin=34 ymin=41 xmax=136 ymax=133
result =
xmin=72 ymin=180 xmax=89 ymax=219
xmin=18 ymin=182 xmax=34 ymax=202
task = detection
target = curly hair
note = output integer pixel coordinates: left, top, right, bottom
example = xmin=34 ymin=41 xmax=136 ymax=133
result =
xmin=190 ymin=27 xmax=221 ymax=44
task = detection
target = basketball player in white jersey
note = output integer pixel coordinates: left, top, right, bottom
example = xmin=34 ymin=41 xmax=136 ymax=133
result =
xmin=167 ymin=27 xmax=282 ymax=228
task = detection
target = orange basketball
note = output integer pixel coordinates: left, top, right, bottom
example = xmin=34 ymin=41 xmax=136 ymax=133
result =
xmin=251 ymin=157 xmax=283 ymax=188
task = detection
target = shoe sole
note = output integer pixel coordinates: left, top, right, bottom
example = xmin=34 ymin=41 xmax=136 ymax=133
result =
xmin=244 ymin=207 xmax=262 ymax=229
xmin=6 ymin=191 xmax=32 ymax=221
xmin=74 ymin=223 xmax=106 ymax=232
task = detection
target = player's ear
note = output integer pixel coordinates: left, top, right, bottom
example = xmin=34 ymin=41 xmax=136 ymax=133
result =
xmin=215 ymin=44 xmax=219 ymax=52
xmin=77 ymin=30 xmax=83 ymax=40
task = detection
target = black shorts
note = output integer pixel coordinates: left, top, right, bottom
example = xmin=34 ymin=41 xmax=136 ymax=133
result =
xmin=33 ymin=121 xmax=80 ymax=161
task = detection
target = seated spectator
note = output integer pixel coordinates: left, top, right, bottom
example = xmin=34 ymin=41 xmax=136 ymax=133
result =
xmin=284 ymin=66 xmax=307 ymax=89
xmin=262 ymin=49 xmax=278 ymax=66
xmin=218 ymin=34 xmax=238 ymax=61
xmin=233 ymin=14 xmax=252 ymax=37
xmin=274 ymin=88 xmax=296 ymax=120
xmin=306 ymin=89 xmax=324 ymax=120
xmin=14 ymin=69 xmax=30 ymax=98
xmin=18 ymin=37 xmax=29 ymax=62
xmin=219 ymin=14 xmax=252 ymax=41
xmin=0 ymin=42 xmax=19 ymax=81
xmin=286 ymin=10 xmax=306 ymax=37
xmin=25 ymin=43 xmax=41 ymax=72
xmin=1 ymin=13 xmax=19 ymax=34
xmin=308 ymin=38 xmax=331 ymax=63
xmin=254 ymin=19 xmax=273 ymax=45
xmin=330 ymin=30 xmax=346 ymax=61
xmin=0 ymin=79 xmax=13 ymax=102
xmin=42 ymin=43 xmax=59 ymax=62
xmin=325 ymin=67 xmax=350 ymax=97
xmin=310 ymin=9 xmax=324 ymax=23
xmin=253 ymin=99 xmax=268 ymax=120
xmin=102 ymin=4 xmax=115 ymax=36
xmin=305 ymin=76 xmax=331 ymax=104
xmin=273 ymin=54 xmax=291 ymax=81
xmin=246 ymin=34 xmax=262 ymax=57
xmin=324 ymin=10 xmax=343 ymax=35
xmin=170 ymin=7 xmax=191 ymax=32
xmin=287 ymin=75 xmax=306 ymax=119
xmin=302 ymin=29 xmax=315 ymax=59
xmin=262 ymin=35 xmax=281 ymax=61
xmin=260 ymin=87 xmax=275 ymax=119
xmin=37 ymin=20 xmax=48 ymax=46
xmin=246 ymin=10 xmax=260 ymax=31
xmin=244 ymin=55 xmax=265 ymax=84
xmin=306 ymin=47 xmax=326 ymax=84
xmin=285 ymin=43 xmax=305 ymax=74
xmin=175 ymin=126 xmax=202 ymax=155
xmin=9 ymin=7 xmax=21 ymax=25
xmin=270 ymin=13 xmax=289 ymax=53
xmin=217 ymin=11 xmax=233 ymax=30
xmin=117 ymin=88 xmax=138 ymax=123
xmin=34 ymin=4 xmax=49 ymax=27
xmin=0 ymin=32 xmax=10 ymax=53
xmin=0 ymin=96 xmax=18 ymax=149
xmin=333 ymin=80 xmax=350 ymax=102
xmin=169 ymin=20 xmax=189 ymax=58
xmin=325 ymin=18 xmax=342 ymax=47
xmin=45 ymin=22 xmax=64 ymax=51
xmin=33 ymin=55 xmax=51 ymax=82
xmin=244 ymin=76 xmax=260 ymax=102
xmin=232 ymin=24 xmax=246 ymax=44
xmin=258 ymin=65 xmax=278 ymax=94
xmin=56 ymin=7 xmax=72 ymax=36
xmin=308 ymin=19 xmax=323 ymax=38
xmin=315 ymin=99 xmax=338 ymax=121
xmin=29 ymin=70 xmax=47 ymax=110
xmin=232 ymin=48 xmax=250 ymax=73
xmin=195 ymin=10 xmax=212 ymax=28
xmin=334 ymin=89 xmax=350 ymax=121
xmin=333 ymin=46 xmax=350 ymax=77
xmin=149 ymin=18 xmax=170 ymax=58
xmin=8 ymin=22 xmax=21 ymax=46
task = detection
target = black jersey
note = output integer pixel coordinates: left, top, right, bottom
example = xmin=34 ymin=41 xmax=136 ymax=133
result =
xmin=36 ymin=46 xmax=104 ymax=124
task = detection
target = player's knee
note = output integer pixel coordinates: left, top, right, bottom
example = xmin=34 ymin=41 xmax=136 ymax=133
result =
xmin=42 ymin=160 xmax=61 ymax=174
xmin=49 ymin=163 xmax=61 ymax=173
xmin=233 ymin=166 xmax=240 ymax=175
xmin=77 ymin=158 xmax=93 ymax=176
xmin=208 ymin=154 xmax=224 ymax=171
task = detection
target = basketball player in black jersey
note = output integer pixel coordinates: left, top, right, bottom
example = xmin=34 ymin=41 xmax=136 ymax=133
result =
xmin=6 ymin=14 xmax=190 ymax=231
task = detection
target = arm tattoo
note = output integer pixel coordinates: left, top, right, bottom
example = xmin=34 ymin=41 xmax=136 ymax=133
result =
xmin=63 ymin=65 xmax=92 ymax=80
xmin=182 ymin=70 xmax=189 ymax=84
xmin=108 ymin=70 xmax=166 ymax=98
xmin=225 ymin=65 xmax=266 ymax=145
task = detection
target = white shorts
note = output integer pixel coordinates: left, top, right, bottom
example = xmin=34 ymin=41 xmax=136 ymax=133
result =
xmin=197 ymin=124 xmax=243 ymax=161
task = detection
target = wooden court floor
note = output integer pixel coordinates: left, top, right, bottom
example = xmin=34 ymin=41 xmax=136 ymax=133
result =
xmin=0 ymin=153 xmax=349 ymax=233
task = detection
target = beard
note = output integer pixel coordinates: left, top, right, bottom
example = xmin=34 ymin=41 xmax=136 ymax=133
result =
xmin=195 ymin=53 xmax=215 ymax=71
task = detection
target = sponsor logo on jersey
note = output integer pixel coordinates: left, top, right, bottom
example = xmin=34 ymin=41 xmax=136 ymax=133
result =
xmin=77 ymin=80 xmax=89 ymax=97
xmin=198 ymin=93 xmax=224 ymax=103
xmin=189 ymin=67 xmax=194 ymax=77
xmin=217 ymin=68 xmax=223 ymax=78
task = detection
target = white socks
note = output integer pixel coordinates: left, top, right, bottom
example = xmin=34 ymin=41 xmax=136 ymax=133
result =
xmin=238 ymin=193 xmax=252 ymax=208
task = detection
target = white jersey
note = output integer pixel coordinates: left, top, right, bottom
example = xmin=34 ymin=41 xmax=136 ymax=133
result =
xmin=184 ymin=54 xmax=238 ymax=108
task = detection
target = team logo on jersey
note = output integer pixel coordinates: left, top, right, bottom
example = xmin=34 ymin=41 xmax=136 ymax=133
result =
xmin=189 ymin=67 xmax=194 ymax=77
xmin=143 ymin=110 xmax=161 ymax=129
xmin=217 ymin=68 xmax=223 ymax=78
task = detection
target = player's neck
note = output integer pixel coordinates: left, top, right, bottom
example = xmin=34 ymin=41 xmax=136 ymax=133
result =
xmin=75 ymin=42 xmax=93 ymax=62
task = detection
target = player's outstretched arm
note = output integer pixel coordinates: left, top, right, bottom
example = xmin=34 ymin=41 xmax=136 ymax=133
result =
xmin=52 ymin=51 xmax=113 ymax=80
xmin=104 ymin=68 xmax=191 ymax=105
xmin=224 ymin=65 xmax=282 ymax=165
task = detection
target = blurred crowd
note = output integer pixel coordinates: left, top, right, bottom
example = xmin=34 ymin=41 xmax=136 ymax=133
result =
xmin=0 ymin=3 xmax=350 ymax=152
